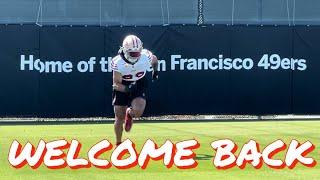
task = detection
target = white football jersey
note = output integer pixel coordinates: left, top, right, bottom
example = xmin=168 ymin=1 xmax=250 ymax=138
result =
xmin=111 ymin=49 xmax=153 ymax=81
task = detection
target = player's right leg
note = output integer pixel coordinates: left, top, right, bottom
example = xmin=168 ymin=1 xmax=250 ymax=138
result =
xmin=114 ymin=105 xmax=127 ymax=145
xmin=112 ymin=90 xmax=130 ymax=145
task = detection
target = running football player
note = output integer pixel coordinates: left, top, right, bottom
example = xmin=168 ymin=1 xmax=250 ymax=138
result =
xmin=111 ymin=35 xmax=159 ymax=146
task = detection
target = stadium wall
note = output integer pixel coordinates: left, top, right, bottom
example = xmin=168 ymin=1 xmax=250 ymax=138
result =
xmin=0 ymin=25 xmax=319 ymax=117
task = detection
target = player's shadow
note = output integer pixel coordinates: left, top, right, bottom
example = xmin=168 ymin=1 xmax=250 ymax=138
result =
xmin=195 ymin=154 xmax=213 ymax=161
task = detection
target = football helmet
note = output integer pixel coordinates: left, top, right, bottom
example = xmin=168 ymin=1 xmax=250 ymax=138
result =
xmin=121 ymin=35 xmax=143 ymax=64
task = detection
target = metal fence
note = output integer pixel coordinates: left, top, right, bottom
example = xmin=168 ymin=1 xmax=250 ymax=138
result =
xmin=0 ymin=0 xmax=319 ymax=26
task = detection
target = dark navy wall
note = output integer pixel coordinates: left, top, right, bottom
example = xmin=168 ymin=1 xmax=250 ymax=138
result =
xmin=0 ymin=25 xmax=319 ymax=117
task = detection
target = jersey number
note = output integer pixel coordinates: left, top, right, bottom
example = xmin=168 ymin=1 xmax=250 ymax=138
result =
xmin=123 ymin=72 xmax=145 ymax=80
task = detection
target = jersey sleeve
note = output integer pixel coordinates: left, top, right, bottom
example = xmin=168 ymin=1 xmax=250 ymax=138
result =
xmin=141 ymin=49 xmax=153 ymax=64
xmin=111 ymin=56 xmax=120 ymax=72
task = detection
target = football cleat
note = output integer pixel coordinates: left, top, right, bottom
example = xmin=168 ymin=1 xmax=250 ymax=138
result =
xmin=125 ymin=108 xmax=133 ymax=132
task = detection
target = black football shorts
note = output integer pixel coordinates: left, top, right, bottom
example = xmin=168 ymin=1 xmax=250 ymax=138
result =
xmin=112 ymin=76 xmax=147 ymax=106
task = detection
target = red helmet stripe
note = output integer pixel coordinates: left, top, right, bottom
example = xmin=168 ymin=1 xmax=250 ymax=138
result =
xmin=131 ymin=36 xmax=136 ymax=48
xmin=135 ymin=37 xmax=139 ymax=49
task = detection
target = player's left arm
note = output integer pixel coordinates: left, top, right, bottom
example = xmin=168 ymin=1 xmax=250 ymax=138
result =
xmin=150 ymin=55 xmax=159 ymax=80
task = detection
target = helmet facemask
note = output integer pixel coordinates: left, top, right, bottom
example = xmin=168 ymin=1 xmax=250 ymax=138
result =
xmin=124 ymin=48 xmax=142 ymax=64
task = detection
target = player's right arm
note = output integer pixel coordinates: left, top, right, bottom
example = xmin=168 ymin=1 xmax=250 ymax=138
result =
xmin=113 ymin=71 xmax=138 ymax=93
xmin=112 ymin=71 xmax=127 ymax=93
xmin=112 ymin=56 xmax=138 ymax=93
xmin=112 ymin=56 xmax=128 ymax=93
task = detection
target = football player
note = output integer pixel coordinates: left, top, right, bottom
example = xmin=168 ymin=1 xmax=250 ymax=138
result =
xmin=111 ymin=35 xmax=159 ymax=146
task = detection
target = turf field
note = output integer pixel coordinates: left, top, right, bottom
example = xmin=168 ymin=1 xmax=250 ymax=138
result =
xmin=0 ymin=120 xmax=319 ymax=180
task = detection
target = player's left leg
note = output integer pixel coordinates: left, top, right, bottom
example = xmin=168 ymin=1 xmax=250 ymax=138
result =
xmin=130 ymin=97 xmax=146 ymax=118
xmin=124 ymin=97 xmax=146 ymax=132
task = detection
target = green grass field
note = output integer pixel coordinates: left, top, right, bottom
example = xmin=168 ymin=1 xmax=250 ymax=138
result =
xmin=0 ymin=120 xmax=319 ymax=180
